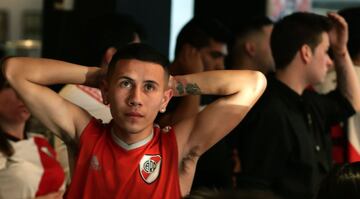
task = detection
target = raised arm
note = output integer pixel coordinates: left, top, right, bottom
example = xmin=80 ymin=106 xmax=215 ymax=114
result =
xmin=1 ymin=57 xmax=101 ymax=142
xmin=329 ymin=12 xmax=360 ymax=111
xmin=172 ymin=70 xmax=266 ymax=162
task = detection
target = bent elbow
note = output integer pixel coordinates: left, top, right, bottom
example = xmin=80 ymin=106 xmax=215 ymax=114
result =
xmin=352 ymin=101 xmax=360 ymax=113
xmin=252 ymin=71 xmax=267 ymax=96
xmin=1 ymin=57 xmax=21 ymax=83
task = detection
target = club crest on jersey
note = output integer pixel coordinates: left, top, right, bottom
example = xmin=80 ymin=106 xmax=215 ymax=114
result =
xmin=139 ymin=154 xmax=161 ymax=184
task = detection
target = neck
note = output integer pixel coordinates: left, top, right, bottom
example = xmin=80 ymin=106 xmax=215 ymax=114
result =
xmin=276 ymin=66 xmax=307 ymax=95
xmin=232 ymin=57 xmax=259 ymax=71
xmin=0 ymin=122 xmax=26 ymax=140
xmin=112 ymin=124 xmax=154 ymax=145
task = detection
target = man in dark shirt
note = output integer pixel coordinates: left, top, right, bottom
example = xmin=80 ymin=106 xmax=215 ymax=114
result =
xmin=234 ymin=12 xmax=360 ymax=199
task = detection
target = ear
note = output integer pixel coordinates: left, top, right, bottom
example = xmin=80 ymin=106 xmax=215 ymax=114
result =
xmin=159 ymin=88 xmax=173 ymax=112
xmin=244 ymin=41 xmax=256 ymax=57
xmin=300 ymin=44 xmax=313 ymax=64
xmin=100 ymin=79 xmax=110 ymax=105
xmin=101 ymin=47 xmax=117 ymax=67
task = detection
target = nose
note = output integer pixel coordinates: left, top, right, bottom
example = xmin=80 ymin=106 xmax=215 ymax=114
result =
xmin=326 ymin=56 xmax=334 ymax=70
xmin=127 ymin=86 xmax=142 ymax=107
xmin=214 ymin=58 xmax=225 ymax=70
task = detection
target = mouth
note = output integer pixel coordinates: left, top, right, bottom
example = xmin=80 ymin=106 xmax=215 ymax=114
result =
xmin=125 ymin=112 xmax=144 ymax=118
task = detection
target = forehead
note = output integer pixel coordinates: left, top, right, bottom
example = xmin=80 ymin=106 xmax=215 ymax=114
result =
xmin=203 ymin=38 xmax=228 ymax=56
xmin=317 ymin=32 xmax=330 ymax=49
xmin=111 ymin=59 xmax=166 ymax=83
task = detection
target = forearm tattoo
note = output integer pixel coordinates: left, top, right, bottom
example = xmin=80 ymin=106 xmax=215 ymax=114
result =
xmin=185 ymin=83 xmax=201 ymax=95
xmin=176 ymin=82 xmax=201 ymax=95
xmin=176 ymin=83 xmax=184 ymax=95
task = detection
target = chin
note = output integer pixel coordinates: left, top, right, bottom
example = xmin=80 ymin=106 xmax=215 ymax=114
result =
xmin=121 ymin=123 xmax=145 ymax=134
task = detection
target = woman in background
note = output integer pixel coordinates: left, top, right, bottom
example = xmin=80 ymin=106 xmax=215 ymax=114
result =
xmin=0 ymin=62 xmax=65 ymax=199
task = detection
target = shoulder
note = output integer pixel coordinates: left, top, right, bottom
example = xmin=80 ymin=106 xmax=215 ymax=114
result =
xmin=156 ymin=125 xmax=176 ymax=141
xmin=245 ymin=83 xmax=287 ymax=119
xmin=79 ymin=118 xmax=109 ymax=145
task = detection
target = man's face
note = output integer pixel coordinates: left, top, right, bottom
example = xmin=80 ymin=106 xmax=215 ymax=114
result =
xmin=254 ymin=25 xmax=275 ymax=74
xmin=199 ymin=39 xmax=227 ymax=71
xmin=102 ymin=59 xmax=172 ymax=134
xmin=307 ymin=33 xmax=333 ymax=84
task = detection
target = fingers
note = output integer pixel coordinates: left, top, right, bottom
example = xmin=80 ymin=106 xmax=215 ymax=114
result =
xmin=327 ymin=12 xmax=347 ymax=30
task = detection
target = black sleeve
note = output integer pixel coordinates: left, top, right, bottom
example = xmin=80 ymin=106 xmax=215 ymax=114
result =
xmin=305 ymin=89 xmax=355 ymax=126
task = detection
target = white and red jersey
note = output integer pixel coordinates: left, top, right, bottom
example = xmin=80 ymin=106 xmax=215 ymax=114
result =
xmin=66 ymin=118 xmax=181 ymax=199
xmin=316 ymin=66 xmax=360 ymax=162
xmin=0 ymin=134 xmax=66 ymax=198
xmin=59 ymin=84 xmax=112 ymax=122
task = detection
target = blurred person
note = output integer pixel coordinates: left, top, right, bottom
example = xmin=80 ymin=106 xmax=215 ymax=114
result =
xmin=229 ymin=16 xmax=274 ymax=74
xmin=2 ymin=43 xmax=266 ymax=198
xmin=172 ymin=17 xmax=231 ymax=73
xmin=234 ymin=12 xmax=360 ymax=199
xmin=316 ymin=7 xmax=360 ymax=163
xmin=0 ymin=67 xmax=65 ymax=199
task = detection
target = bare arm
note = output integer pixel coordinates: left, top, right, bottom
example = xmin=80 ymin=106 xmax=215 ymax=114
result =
xmin=172 ymin=70 xmax=266 ymax=161
xmin=329 ymin=12 xmax=360 ymax=111
xmin=1 ymin=57 xmax=102 ymax=142
xmin=172 ymin=70 xmax=266 ymax=195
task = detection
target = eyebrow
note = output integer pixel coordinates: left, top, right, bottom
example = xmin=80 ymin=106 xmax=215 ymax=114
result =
xmin=117 ymin=76 xmax=160 ymax=86
xmin=210 ymin=51 xmax=227 ymax=57
xmin=144 ymin=80 xmax=160 ymax=87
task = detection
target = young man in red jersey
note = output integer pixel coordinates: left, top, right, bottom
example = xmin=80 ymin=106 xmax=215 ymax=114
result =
xmin=2 ymin=43 xmax=266 ymax=198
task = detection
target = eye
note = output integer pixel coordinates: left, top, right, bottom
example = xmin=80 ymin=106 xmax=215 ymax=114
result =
xmin=210 ymin=51 xmax=224 ymax=59
xmin=144 ymin=83 xmax=155 ymax=92
xmin=120 ymin=80 xmax=132 ymax=88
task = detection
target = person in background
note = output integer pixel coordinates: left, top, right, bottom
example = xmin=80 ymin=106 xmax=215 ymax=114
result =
xmin=316 ymin=7 xmax=360 ymax=163
xmin=0 ymin=51 xmax=65 ymax=198
xmin=229 ymin=16 xmax=274 ymax=74
xmin=234 ymin=12 xmax=360 ymax=199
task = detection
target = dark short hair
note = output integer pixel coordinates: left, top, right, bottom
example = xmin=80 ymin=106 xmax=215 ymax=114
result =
xmin=234 ymin=16 xmax=273 ymax=39
xmin=229 ymin=16 xmax=273 ymax=64
xmin=174 ymin=17 xmax=231 ymax=57
xmin=108 ymin=43 xmax=170 ymax=79
xmin=339 ymin=7 xmax=360 ymax=60
xmin=316 ymin=162 xmax=360 ymax=199
xmin=271 ymin=12 xmax=332 ymax=70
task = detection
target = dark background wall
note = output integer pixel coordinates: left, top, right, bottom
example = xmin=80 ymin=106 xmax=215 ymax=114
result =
xmin=42 ymin=0 xmax=267 ymax=65
xmin=42 ymin=0 xmax=171 ymax=64
xmin=195 ymin=0 xmax=267 ymax=30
